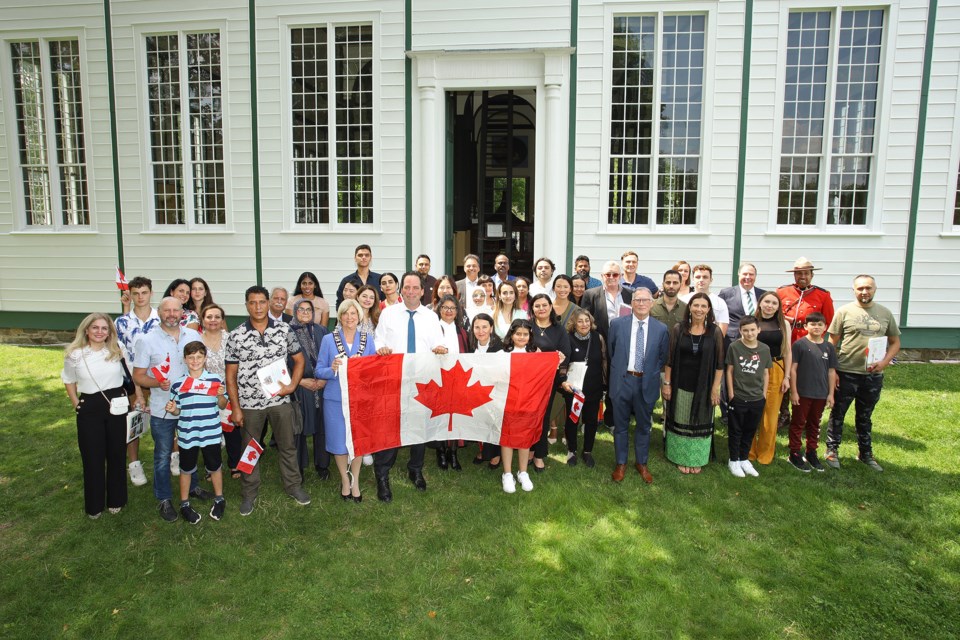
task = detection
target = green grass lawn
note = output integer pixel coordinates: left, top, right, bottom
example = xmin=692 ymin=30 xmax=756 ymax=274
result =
xmin=1 ymin=344 xmax=958 ymax=639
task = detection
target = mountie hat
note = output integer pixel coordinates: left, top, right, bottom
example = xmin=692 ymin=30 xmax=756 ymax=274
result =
xmin=786 ymin=257 xmax=822 ymax=272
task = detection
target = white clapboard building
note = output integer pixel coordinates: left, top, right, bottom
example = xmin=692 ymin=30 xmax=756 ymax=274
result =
xmin=0 ymin=0 xmax=958 ymax=350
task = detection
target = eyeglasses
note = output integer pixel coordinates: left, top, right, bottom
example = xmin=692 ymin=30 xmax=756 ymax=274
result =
xmin=602 ymin=272 xmax=620 ymax=277
xmin=633 ymin=298 xmax=653 ymax=304
xmin=440 ymin=306 xmax=458 ymax=312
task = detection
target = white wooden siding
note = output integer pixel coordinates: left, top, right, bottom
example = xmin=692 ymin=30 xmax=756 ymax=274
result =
xmin=412 ymin=0 xmax=571 ymax=51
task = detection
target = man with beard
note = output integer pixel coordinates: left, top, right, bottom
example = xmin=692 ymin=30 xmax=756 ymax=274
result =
xmin=650 ymin=269 xmax=687 ymax=329
xmin=824 ymin=275 xmax=900 ymax=472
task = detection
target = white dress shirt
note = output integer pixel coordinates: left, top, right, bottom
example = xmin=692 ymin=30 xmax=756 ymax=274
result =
xmin=375 ymin=303 xmax=444 ymax=353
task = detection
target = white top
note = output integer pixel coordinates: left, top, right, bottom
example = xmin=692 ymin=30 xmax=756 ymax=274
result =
xmin=61 ymin=346 xmax=128 ymax=394
xmin=494 ymin=308 xmax=527 ymax=339
xmin=628 ymin=316 xmax=650 ymax=373
xmin=529 ymin=277 xmax=556 ymax=301
xmin=439 ymin=320 xmax=462 ymax=355
xmin=466 ymin=303 xmax=494 ymax=322
xmin=375 ymin=303 xmax=444 ymax=353
xmin=680 ymin=292 xmax=730 ymax=325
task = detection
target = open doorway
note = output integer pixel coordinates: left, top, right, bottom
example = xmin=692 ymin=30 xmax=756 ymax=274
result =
xmin=446 ymin=90 xmax=536 ymax=277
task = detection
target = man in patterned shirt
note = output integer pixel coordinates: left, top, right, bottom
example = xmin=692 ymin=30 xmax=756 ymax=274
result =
xmin=226 ymin=286 xmax=307 ymax=516
xmin=114 ymin=275 xmax=158 ymax=487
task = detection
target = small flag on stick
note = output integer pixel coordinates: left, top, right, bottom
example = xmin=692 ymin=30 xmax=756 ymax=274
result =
xmin=179 ymin=377 xmax=221 ymax=396
xmin=568 ymin=391 xmax=585 ymax=424
xmin=151 ymin=355 xmax=171 ymax=384
xmin=115 ymin=266 xmax=129 ymax=291
xmin=237 ymin=438 xmax=264 ymax=474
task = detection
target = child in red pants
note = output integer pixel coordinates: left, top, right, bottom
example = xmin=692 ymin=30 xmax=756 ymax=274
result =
xmin=788 ymin=313 xmax=837 ymax=472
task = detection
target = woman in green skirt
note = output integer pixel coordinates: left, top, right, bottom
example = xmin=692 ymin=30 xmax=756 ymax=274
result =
xmin=661 ymin=293 xmax=724 ymax=474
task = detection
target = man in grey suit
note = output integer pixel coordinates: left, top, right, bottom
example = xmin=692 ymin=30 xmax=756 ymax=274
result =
xmin=718 ymin=263 xmax=765 ymax=342
xmin=608 ymin=288 xmax=669 ymax=484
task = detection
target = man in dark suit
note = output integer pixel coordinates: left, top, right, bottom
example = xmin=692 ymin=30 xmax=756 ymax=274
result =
xmin=717 ymin=263 xmax=765 ymax=342
xmin=608 ymin=287 xmax=669 ymax=484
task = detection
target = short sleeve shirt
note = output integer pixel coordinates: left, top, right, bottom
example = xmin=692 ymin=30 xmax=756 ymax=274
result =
xmin=791 ymin=338 xmax=837 ymax=399
xmin=115 ymin=308 xmax=160 ymax=363
xmin=725 ymin=340 xmax=773 ymax=401
xmin=225 ymin=319 xmax=302 ymax=410
xmin=132 ymin=326 xmax=203 ymax=415
xmin=650 ymin=297 xmax=687 ymax=329
xmin=828 ymin=302 xmax=900 ymax=374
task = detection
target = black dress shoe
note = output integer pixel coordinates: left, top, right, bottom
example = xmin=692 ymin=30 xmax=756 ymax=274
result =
xmin=436 ymin=447 xmax=449 ymax=471
xmin=472 ymin=454 xmax=485 ymax=465
xmin=316 ymin=467 xmax=330 ymax=481
xmin=352 ymin=493 xmax=363 ymax=503
xmin=376 ymin=476 xmax=392 ymax=503
xmin=449 ymin=448 xmax=462 ymax=471
xmin=408 ymin=469 xmax=427 ymax=491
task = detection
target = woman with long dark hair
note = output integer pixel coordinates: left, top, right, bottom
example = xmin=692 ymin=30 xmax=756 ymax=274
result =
xmin=186 ymin=277 xmax=214 ymax=316
xmin=749 ymin=291 xmax=793 ymax=465
xmin=661 ymin=293 xmax=724 ymax=474
xmin=287 ymin=271 xmax=330 ymax=327
xmin=559 ymin=308 xmax=606 ymax=468
xmin=529 ymin=293 xmax=571 ymax=472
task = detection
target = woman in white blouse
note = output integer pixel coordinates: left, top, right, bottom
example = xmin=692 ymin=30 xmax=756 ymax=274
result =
xmin=62 ymin=313 xmax=141 ymax=519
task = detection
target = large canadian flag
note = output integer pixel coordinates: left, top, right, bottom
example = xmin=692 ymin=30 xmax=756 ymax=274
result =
xmin=339 ymin=352 xmax=557 ymax=457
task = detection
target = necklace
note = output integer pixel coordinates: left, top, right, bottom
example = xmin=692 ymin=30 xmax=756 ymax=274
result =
xmin=690 ymin=333 xmax=703 ymax=355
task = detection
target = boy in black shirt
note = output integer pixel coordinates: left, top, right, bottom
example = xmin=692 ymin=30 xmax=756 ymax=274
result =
xmin=788 ymin=312 xmax=837 ymax=472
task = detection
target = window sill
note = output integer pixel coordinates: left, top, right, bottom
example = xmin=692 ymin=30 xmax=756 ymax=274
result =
xmin=279 ymin=227 xmax=381 ymax=234
xmin=764 ymin=229 xmax=884 ymax=238
xmin=597 ymin=228 xmax=711 ymax=236
xmin=10 ymin=229 xmax=98 ymax=235
xmin=140 ymin=229 xmax=235 ymax=235
xmin=938 ymin=231 xmax=960 ymax=238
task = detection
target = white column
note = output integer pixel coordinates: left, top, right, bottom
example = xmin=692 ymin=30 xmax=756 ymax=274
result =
xmin=542 ymin=80 xmax=566 ymax=267
xmin=418 ymin=77 xmax=443 ymax=272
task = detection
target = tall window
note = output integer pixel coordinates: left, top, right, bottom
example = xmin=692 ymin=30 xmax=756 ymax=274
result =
xmin=291 ymin=24 xmax=374 ymax=225
xmin=778 ymin=9 xmax=884 ymax=227
xmin=9 ymin=39 xmax=89 ymax=228
xmin=608 ymin=14 xmax=705 ymax=226
xmin=145 ymin=32 xmax=225 ymax=226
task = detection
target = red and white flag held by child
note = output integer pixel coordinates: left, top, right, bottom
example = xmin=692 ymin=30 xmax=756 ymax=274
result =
xmin=237 ymin=438 xmax=264 ymax=474
xmin=115 ymin=266 xmax=129 ymax=291
xmin=151 ymin=355 xmax=171 ymax=384
xmin=220 ymin=400 xmax=235 ymax=433
xmin=568 ymin=391 xmax=585 ymax=424
xmin=339 ymin=352 xmax=557 ymax=458
xmin=179 ymin=377 xmax=221 ymax=396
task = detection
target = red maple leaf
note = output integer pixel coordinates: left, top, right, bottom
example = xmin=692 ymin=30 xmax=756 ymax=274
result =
xmin=415 ymin=361 xmax=494 ymax=432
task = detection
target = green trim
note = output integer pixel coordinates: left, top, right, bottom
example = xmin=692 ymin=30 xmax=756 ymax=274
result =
xmin=901 ymin=0 xmax=938 ymax=327
xmin=103 ymin=1 xmax=124 ymax=288
xmin=899 ymin=327 xmax=960 ymax=350
xmin=565 ymin=0 xmax=579 ymax=274
xmin=404 ymin=0 xmax=413 ymax=271
xmin=249 ymin=0 xmax=263 ymax=285
xmin=731 ymin=0 xmax=754 ymax=285
xmin=0 ymin=312 xmax=91 ymax=331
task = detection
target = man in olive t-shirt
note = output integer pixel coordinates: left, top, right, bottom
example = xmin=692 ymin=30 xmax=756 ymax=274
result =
xmin=824 ymin=275 xmax=901 ymax=472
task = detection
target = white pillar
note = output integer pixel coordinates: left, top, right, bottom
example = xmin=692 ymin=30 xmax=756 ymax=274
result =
xmin=542 ymin=81 xmax=566 ymax=267
xmin=418 ymin=76 xmax=443 ymax=272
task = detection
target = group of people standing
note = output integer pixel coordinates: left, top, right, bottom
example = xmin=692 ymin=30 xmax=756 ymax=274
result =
xmin=61 ymin=245 xmax=902 ymax=520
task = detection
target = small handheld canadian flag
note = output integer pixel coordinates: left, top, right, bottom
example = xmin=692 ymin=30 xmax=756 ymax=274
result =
xmin=115 ymin=266 xmax=129 ymax=291
xmin=179 ymin=377 xmax=221 ymax=396
xmin=151 ymin=355 xmax=171 ymax=384
xmin=237 ymin=438 xmax=264 ymax=474
xmin=568 ymin=391 xmax=585 ymax=424
xmin=220 ymin=400 xmax=235 ymax=433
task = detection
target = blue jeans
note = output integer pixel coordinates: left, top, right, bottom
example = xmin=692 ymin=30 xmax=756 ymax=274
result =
xmin=150 ymin=416 xmax=197 ymax=502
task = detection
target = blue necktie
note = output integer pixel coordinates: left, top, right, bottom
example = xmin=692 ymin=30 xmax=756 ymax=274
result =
xmin=407 ymin=310 xmax=417 ymax=353
xmin=634 ymin=320 xmax=645 ymax=373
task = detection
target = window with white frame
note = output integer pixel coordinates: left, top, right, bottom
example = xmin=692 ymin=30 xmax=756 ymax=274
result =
xmin=9 ymin=39 xmax=89 ymax=228
xmin=778 ymin=9 xmax=884 ymax=227
xmin=608 ymin=13 xmax=705 ymax=226
xmin=290 ymin=24 xmax=373 ymax=225
xmin=145 ymin=31 xmax=224 ymax=226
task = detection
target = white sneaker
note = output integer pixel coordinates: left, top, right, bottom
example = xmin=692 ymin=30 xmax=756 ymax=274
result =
xmin=501 ymin=472 xmax=516 ymax=493
xmin=728 ymin=460 xmax=745 ymax=478
xmin=517 ymin=471 xmax=534 ymax=492
xmin=170 ymin=451 xmax=180 ymax=477
xmin=128 ymin=461 xmax=147 ymax=486
xmin=740 ymin=460 xmax=760 ymax=477
xmin=362 ymin=455 xmax=373 ymax=466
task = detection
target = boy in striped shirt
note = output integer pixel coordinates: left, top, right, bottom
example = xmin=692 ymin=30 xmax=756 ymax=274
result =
xmin=165 ymin=341 xmax=228 ymax=523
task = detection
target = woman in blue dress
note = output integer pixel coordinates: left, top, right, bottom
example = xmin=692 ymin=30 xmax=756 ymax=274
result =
xmin=315 ymin=299 xmax=376 ymax=502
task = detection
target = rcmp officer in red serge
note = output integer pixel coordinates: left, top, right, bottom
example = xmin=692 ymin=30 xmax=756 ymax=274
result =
xmin=776 ymin=257 xmax=835 ymax=427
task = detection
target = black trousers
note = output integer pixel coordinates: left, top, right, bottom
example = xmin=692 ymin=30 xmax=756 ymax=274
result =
xmin=374 ymin=444 xmax=426 ymax=480
xmin=565 ymin=392 xmax=601 ymax=454
xmin=534 ymin=381 xmax=561 ymax=459
xmin=75 ymin=391 xmax=128 ymax=515
xmin=728 ymin=397 xmax=765 ymax=462
xmin=224 ymin=428 xmax=243 ymax=471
